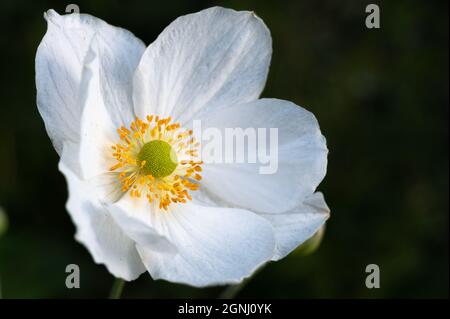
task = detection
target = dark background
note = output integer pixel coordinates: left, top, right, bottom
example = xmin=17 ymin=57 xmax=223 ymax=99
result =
xmin=0 ymin=0 xmax=448 ymax=298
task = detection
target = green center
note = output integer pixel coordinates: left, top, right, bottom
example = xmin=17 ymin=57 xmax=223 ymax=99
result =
xmin=137 ymin=140 xmax=178 ymax=178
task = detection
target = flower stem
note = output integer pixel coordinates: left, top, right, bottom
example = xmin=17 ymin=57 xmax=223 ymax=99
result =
xmin=219 ymin=281 xmax=247 ymax=299
xmin=109 ymin=278 xmax=125 ymax=299
xmin=219 ymin=265 xmax=265 ymax=299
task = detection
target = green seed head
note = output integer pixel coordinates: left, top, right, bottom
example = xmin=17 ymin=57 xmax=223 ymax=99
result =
xmin=137 ymin=140 xmax=178 ymax=178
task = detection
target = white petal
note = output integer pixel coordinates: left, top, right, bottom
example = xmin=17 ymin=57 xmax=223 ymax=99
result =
xmin=198 ymin=98 xmax=328 ymax=214
xmin=76 ymin=46 xmax=121 ymax=181
xmin=36 ymin=10 xmax=91 ymax=155
xmin=259 ymin=192 xmax=330 ymax=261
xmin=36 ymin=9 xmax=145 ymax=177
xmin=83 ymin=20 xmax=145 ymax=128
xmin=58 ymin=151 xmax=146 ymax=280
xmin=133 ymin=6 xmax=271 ymax=124
xmin=107 ymin=194 xmax=177 ymax=256
xmin=77 ymin=27 xmax=145 ymax=180
xmin=108 ymin=196 xmax=276 ymax=287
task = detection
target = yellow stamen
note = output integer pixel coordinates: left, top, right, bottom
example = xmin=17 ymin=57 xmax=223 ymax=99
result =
xmin=109 ymin=114 xmax=202 ymax=211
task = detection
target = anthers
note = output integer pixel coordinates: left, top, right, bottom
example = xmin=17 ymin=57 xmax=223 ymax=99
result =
xmin=109 ymin=115 xmax=202 ymax=210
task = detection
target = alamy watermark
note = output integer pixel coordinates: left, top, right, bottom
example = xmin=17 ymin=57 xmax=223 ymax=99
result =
xmin=365 ymin=264 xmax=380 ymax=289
xmin=365 ymin=4 xmax=380 ymax=29
xmin=190 ymin=120 xmax=279 ymax=175
xmin=65 ymin=264 xmax=80 ymax=289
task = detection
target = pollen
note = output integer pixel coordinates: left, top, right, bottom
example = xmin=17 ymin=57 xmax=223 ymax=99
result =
xmin=110 ymin=115 xmax=202 ymax=210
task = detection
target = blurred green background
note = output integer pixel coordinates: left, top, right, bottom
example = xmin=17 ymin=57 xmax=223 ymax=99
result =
xmin=0 ymin=0 xmax=448 ymax=298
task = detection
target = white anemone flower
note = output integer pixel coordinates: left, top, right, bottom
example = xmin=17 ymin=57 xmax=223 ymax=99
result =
xmin=36 ymin=7 xmax=330 ymax=287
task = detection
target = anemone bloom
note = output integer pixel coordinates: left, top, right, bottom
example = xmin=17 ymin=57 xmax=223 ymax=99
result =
xmin=36 ymin=7 xmax=329 ymax=287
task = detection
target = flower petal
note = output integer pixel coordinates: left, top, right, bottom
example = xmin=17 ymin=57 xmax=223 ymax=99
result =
xmin=36 ymin=10 xmax=91 ymax=155
xmin=133 ymin=6 xmax=271 ymax=124
xmin=58 ymin=151 xmax=146 ymax=281
xmin=107 ymin=194 xmax=178 ymax=256
xmin=108 ymin=196 xmax=276 ymax=287
xmin=198 ymin=98 xmax=328 ymax=214
xmin=259 ymin=192 xmax=330 ymax=261
xmin=76 ymin=45 xmax=122 ymax=181
xmin=77 ymin=26 xmax=145 ymax=180
xmin=36 ymin=9 xmax=145 ymax=177
xmin=82 ymin=20 xmax=145 ymax=128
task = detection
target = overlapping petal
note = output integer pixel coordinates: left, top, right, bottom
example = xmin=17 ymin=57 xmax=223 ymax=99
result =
xmin=36 ymin=10 xmax=145 ymax=177
xmin=259 ymin=192 xmax=330 ymax=260
xmin=59 ymin=151 xmax=146 ymax=280
xmin=197 ymin=98 xmax=328 ymax=214
xmin=133 ymin=6 xmax=272 ymax=125
xmin=108 ymin=196 xmax=276 ymax=287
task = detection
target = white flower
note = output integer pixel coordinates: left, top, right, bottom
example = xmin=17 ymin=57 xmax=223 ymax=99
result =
xmin=36 ymin=7 xmax=329 ymax=287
